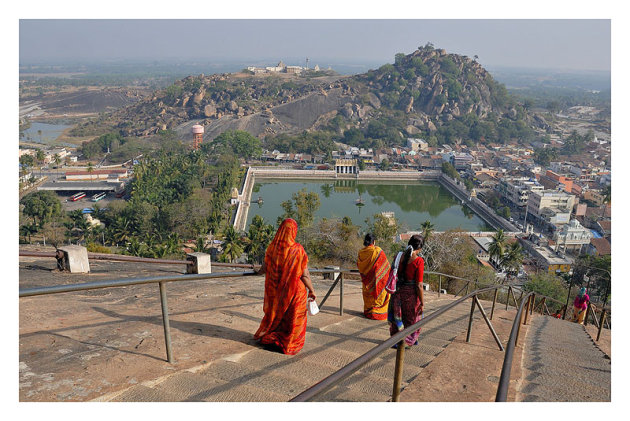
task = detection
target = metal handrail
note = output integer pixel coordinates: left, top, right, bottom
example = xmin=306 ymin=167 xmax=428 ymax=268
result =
xmin=495 ymin=291 xmax=533 ymax=401
xmin=291 ymin=285 xmax=506 ymax=402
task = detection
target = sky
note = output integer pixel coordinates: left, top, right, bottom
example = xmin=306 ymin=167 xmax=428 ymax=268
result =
xmin=19 ymin=18 xmax=611 ymax=72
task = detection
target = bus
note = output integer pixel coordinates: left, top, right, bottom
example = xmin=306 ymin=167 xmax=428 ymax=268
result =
xmin=70 ymin=192 xmax=86 ymax=201
xmin=92 ymin=192 xmax=106 ymax=202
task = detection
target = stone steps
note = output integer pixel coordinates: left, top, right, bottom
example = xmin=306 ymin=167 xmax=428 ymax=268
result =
xmin=111 ymin=296 xmax=480 ymax=402
xmin=518 ymin=315 xmax=611 ymax=402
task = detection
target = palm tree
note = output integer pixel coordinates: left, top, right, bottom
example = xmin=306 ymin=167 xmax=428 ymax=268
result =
xmin=221 ymin=225 xmax=244 ymax=263
xmin=87 ymin=162 xmax=94 ymax=181
xmin=35 ymin=149 xmax=45 ymax=176
xmin=488 ymin=229 xmax=507 ymax=269
xmin=53 ymin=153 xmax=61 ymax=176
xmin=500 ymin=241 xmax=524 ymax=279
xmin=420 ymin=220 xmax=435 ymax=240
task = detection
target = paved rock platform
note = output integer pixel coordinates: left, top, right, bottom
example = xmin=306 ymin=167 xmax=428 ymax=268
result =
xmin=19 ymin=251 xmax=612 ymax=402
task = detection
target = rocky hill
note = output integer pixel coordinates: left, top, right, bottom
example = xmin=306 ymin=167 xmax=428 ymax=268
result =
xmin=71 ymin=45 xmax=548 ymax=145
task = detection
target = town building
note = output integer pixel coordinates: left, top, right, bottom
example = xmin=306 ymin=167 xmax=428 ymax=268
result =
xmin=407 ymin=138 xmax=428 ymax=152
xmin=552 ymin=219 xmax=593 ymax=254
xmin=520 ymin=240 xmax=574 ymax=273
xmin=335 ymin=158 xmax=358 ymax=175
xmin=527 ymin=190 xmax=576 ymax=226
xmin=65 ymin=169 xmax=128 ymax=181
xmin=587 ymin=237 xmax=611 ymax=256
xmin=496 ymin=177 xmax=544 ymax=207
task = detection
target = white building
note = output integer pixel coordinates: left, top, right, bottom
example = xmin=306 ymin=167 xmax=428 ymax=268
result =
xmin=497 ymin=177 xmax=544 ymax=207
xmin=553 ymin=219 xmax=593 ymax=254
xmin=527 ymin=190 xmax=576 ymax=226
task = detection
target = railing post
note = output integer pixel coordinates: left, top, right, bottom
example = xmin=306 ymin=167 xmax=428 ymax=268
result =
xmin=529 ymin=294 xmax=535 ymax=315
xmin=474 ymin=295 xmax=504 ymax=351
xmin=597 ymin=309 xmax=606 ymax=342
xmin=539 ymin=297 xmax=546 ymax=315
xmin=392 ymin=341 xmax=406 ymax=402
xmin=490 ymin=288 xmax=499 ymax=320
xmin=515 ymin=298 xmax=526 ymax=347
xmin=506 ymin=286 xmax=511 ymax=311
xmin=438 ymin=275 xmax=442 ymax=297
xmin=158 ymin=281 xmax=174 ymax=363
xmin=466 ymin=296 xmax=476 ymax=343
xmin=584 ymin=302 xmax=591 ymax=327
xmin=339 ymin=272 xmax=344 ymax=316
xmin=523 ymin=295 xmax=531 ymax=326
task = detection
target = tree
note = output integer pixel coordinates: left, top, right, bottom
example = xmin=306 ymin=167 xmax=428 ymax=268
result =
xmin=302 ymin=217 xmax=362 ymax=266
xmin=500 ymin=241 xmax=524 ymax=278
xmin=488 ymin=229 xmax=507 ymax=269
xmin=42 ymin=219 xmax=68 ymax=248
xmin=20 ymin=191 xmax=62 ymax=227
xmin=213 ymin=130 xmax=262 ymax=160
xmin=523 ymin=273 xmax=568 ymax=305
xmin=19 ymin=154 xmax=34 ymax=176
xmin=244 ymin=215 xmax=274 ymax=264
xmin=87 ymin=162 xmax=94 ymax=181
xmin=278 ymin=188 xmax=321 ymax=228
xmin=220 ymin=225 xmax=243 ymax=263
xmin=420 ymin=220 xmax=435 ymax=240
xmin=365 ymin=213 xmax=399 ymax=256
xmin=441 ymin=162 xmax=460 ymax=180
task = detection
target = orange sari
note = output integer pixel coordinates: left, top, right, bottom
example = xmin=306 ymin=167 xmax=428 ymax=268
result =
xmin=254 ymin=219 xmax=309 ymax=355
xmin=357 ymin=245 xmax=391 ymax=320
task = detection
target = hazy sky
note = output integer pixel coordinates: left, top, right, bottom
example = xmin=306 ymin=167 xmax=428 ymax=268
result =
xmin=19 ymin=19 xmax=611 ymax=72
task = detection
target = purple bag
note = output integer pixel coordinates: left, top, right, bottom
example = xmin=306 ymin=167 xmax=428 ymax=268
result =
xmin=385 ymin=252 xmax=403 ymax=294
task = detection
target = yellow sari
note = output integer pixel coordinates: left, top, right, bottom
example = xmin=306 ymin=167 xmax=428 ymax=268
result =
xmin=357 ymin=245 xmax=391 ymax=320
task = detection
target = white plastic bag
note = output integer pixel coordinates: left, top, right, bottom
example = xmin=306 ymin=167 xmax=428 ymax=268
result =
xmin=308 ymin=298 xmax=319 ymax=315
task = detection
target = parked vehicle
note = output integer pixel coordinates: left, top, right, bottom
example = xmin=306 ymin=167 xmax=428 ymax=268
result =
xmin=69 ymin=192 xmax=86 ymax=201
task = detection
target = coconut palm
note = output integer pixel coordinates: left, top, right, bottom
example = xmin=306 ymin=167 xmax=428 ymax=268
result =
xmin=221 ymin=225 xmax=244 ymax=263
xmin=500 ymin=241 xmax=524 ymax=278
xmin=420 ymin=220 xmax=435 ymax=240
xmin=488 ymin=229 xmax=507 ymax=269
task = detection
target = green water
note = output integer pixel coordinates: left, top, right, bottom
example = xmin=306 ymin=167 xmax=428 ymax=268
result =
xmin=246 ymin=178 xmax=494 ymax=232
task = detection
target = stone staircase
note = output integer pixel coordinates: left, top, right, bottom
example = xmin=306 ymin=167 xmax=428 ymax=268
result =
xmin=110 ymin=297 xmax=475 ymax=402
xmin=518 ymin=315 xmax=611 ymax=402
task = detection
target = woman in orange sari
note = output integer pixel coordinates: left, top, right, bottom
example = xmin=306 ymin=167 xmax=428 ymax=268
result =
xmin=254 ymin=218 xmax=316 ymax=355
xmin=357 ymin=233 xmax=391 ymax=320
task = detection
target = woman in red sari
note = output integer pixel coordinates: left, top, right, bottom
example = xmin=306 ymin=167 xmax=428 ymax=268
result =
xmin=388 ymin=234 xmax=425 ymax=348
xmin=254 ymin=218 xmax=316 ymax=355
xmin=357 ymin=233 xmax=391 ymax=320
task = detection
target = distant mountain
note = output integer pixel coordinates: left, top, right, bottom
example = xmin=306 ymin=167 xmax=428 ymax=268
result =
xmin=71 ymin=45 xmax=547 ymax=146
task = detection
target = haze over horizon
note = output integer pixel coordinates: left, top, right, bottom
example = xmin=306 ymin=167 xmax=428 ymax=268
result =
xmin=19 ymin=19 xmax=611 ymax=73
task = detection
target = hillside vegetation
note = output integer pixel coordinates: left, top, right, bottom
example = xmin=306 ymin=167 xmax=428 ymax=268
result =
xmin=71 ymin=44 xmax=550 ymax=156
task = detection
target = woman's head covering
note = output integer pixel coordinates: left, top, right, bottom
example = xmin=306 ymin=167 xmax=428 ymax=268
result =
xmin=579 ymin=287 xmax=587 ymax=297
xmin=269 ymin=218 xmax=297 ymax=250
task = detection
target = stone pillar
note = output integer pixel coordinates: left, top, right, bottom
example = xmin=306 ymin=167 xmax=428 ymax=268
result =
xmin=186 ymin=252 xmax=212 ymax=274
xmin=57 ymin=245 xmax=90 ymax=273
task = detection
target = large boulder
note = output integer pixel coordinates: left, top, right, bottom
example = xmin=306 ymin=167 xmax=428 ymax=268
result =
xmin=367 ymin=92 xmax=381 ymax=109
xmin=204 ymin=103 xmax=217 ymax=118
xmin=192 ymin=88 xmax=206 ymax=105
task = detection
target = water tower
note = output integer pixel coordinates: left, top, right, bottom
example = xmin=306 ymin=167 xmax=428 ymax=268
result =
xmin=192 ymin=124 xmax=204 ymax=150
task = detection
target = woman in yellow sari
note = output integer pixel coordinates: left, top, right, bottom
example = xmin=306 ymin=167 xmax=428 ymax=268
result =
xmin=357 ymin=233 xmax=391 ymax=320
